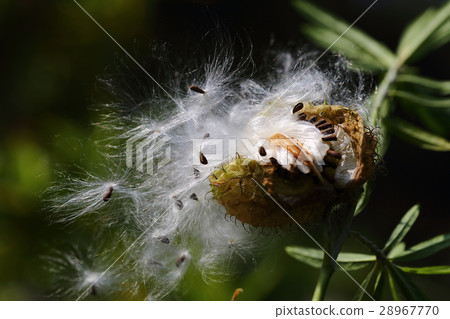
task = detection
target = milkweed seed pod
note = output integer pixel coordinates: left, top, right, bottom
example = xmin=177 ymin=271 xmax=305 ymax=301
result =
xmin=47 ymin=44 xmax=377 ymax=299
xmin=209 ymin=101 xmax=377 ymax=227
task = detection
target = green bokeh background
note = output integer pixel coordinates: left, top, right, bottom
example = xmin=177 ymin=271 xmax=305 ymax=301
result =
xmin=0 ymin=0 xmax=449 ymax=300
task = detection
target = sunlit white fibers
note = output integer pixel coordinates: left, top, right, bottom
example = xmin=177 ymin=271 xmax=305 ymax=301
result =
xmin=46 ymin=46 xmax=370 ymax=299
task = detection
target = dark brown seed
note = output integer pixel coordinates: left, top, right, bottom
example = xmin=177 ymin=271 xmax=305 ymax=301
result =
xmin=189 ymin=85 xmax=205 ymax=94
xmin=326 ymin=150 xmax=342 ymax=159
xmin=203 ymin=133 xmax=210 ymax=139
xmin=324 ymin=157 xmax=338 ymax=169
xmin=89 ymin=285 xmax=97 ymax=296
xmin=314 ymin=119 xmax=327 ymax=127
xmin=190 ymin=193 xmax=198 ymax=201
xmin=150 ymin=259 xmax=163 ymax=267
xmin=175 ymin=199 xmax=183 ymax=210
xmin=175 ymin=255 xmax=186 ymax=267
xmin=269 ymin=157 xmax=280 ymax=167
xmin=157 ymin=236 xmax=170 ymax=244
xmin=317 ymin=123 xmax=332 ymax=130
xmin=259 ymin=146 xmax=267 ymax=156
xmin=321 ymin=128 xmax=335 ymax=135
xmin=103 ymin=186 xmax=113 ymax=202
xmin=199 ymin=152 xmax=208 ymax=165
xmin=298 ymin=112 xmax=307 ymax=120
xmin=309 ymin=116 xmax=317 ymax=123
xmin=292 ymin=102 xmax=304 ymax=114
xmin=193 ymin=168 xmax=200 ymax=179
xmin=322 ymin=134 xmax=337 ymax=141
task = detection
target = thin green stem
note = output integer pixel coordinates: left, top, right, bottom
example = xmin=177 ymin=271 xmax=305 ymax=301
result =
xmin=311 ymin=195 xmax=359 ymax=300
xmin=350 ymin=230 xmax=387 ymax=262
xmin=312 ymin=259 xmax=335 ymax=301
xmin=370 ymin=60 xmax=402 ymax=126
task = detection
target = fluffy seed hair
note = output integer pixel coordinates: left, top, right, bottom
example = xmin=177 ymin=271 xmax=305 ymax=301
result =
xmin=46 ymin=42 xmax=372 ymax=299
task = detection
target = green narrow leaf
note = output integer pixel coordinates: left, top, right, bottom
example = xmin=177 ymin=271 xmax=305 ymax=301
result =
xmin=383 ymin=204 xmax=420 ymax=253
xmin=393 ymin=233 xmax=450 ymax=262
xmin=353 ymin=263 xmax=377 ymax=301
xmin=387 ymin=266 xmax=401 ymax=301
xmin=385 ymin=117 xmax=450 ymax=151
xmin=412 ymin=15 xmax=450 ymax=61
xmin=293 ymin=0 xmax=395 ymax=70
xmin=286 ymin=246 xmax=324 ymax=268
xmin=394 ymin=90 xmax=450 ymax=108
xmin=373 ymin=268 xmax=386 ymax=300
xmin=397 ymin=0 xmax=450 ymax=63
xmin=387 ymin=242 xmax=406 ymax=259
xmin=386 ymin=264 xmax=429 ymax=300
xmin=286 ymin=246 xmax=375 ymax=271
xmin=353 ymin=261 xmax=385 ymax=301
xmin=399 ymin=265 xmax=450 ymax=275
xmin=397 ymin=74 xmax=450 ymax=95
xmin=375 ymin=98 xmax=393 ymax=156
xmin=397 ymin=101 xmax=450 ymax=138
xmin=301 ymin=26 xmax=386 ymax=71
xmin=417 ymin=18 xmax=450 ymax=59
xmin=354 ymin=181 xmax=372 ymax=216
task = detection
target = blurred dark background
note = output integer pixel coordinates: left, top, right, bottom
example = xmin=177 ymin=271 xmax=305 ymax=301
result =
xmin=0 ymin=0 xmax=449 ymax=300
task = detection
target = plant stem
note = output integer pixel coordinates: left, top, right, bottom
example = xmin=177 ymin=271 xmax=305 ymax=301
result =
xmin=311 ymin=196 xmax=359 ymax=300
xmin=312 ymin=257 xmax=334 ymax=301
xmin=312 ymin=37 xmax=406 ymax=303
xmin=350 ymin=230 xmax=387 ymax=261
xmin=312 ymin=218 xmax=334 ymax=301
xmin=370 ymin=60 xmax=401 ymax=126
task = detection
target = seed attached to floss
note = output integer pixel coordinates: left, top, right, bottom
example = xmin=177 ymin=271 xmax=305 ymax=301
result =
xmin=157 ymin=236 xmax=170 ymax=244
xmin=150 ymin=259 xmax=164 ymax=267
xmin=292 ymin=102 xmax=304 ymax=114
xmin=203 ymin=133 xmax=210 ymax=139
xmin=175 ymin=199 xmax=184 ymax=210
xmin=189 ymin=85 xmax=205 ymax=94
xmin=193 ymin=168 xmax=200 ymax=179
xmin=326 ymin=149 xmax=342 ymax=159
xmin=103 ymin=186 xmax=113 ymax=202
xmin=269 ymin=157 xmax=280 ymax=167
xmin=314 ymin=119 xmax=327 ymax=127
xmin=259 ymin=146 xmax=267 ymax=156
xmin=321 ymin=128 xmax=335 ymax=135
xmin=317 ymin=123 xmax=332 ymax=130
xmin=89 ymin=285 xmax=97 ymax=296
xmin=322 ymin=134 xmax=337 ymax=141
xmin=209 ymin=102 xmax=378 ymax=228
xmin=190 ymin=193 xmax=198 ymax=201
xmin=175 ymin=255 xmax=186 ymax=267
xmin=199 ymin=152 xmax=208 ymax=165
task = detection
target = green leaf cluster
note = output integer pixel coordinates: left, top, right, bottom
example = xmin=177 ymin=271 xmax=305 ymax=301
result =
xmin=287 ymin=205 xmax=450 ymax=300
xmin=288 ymin=0 xmax=450 ymax=301
xmin=293 ymin=0 xmax=450 ymax=152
